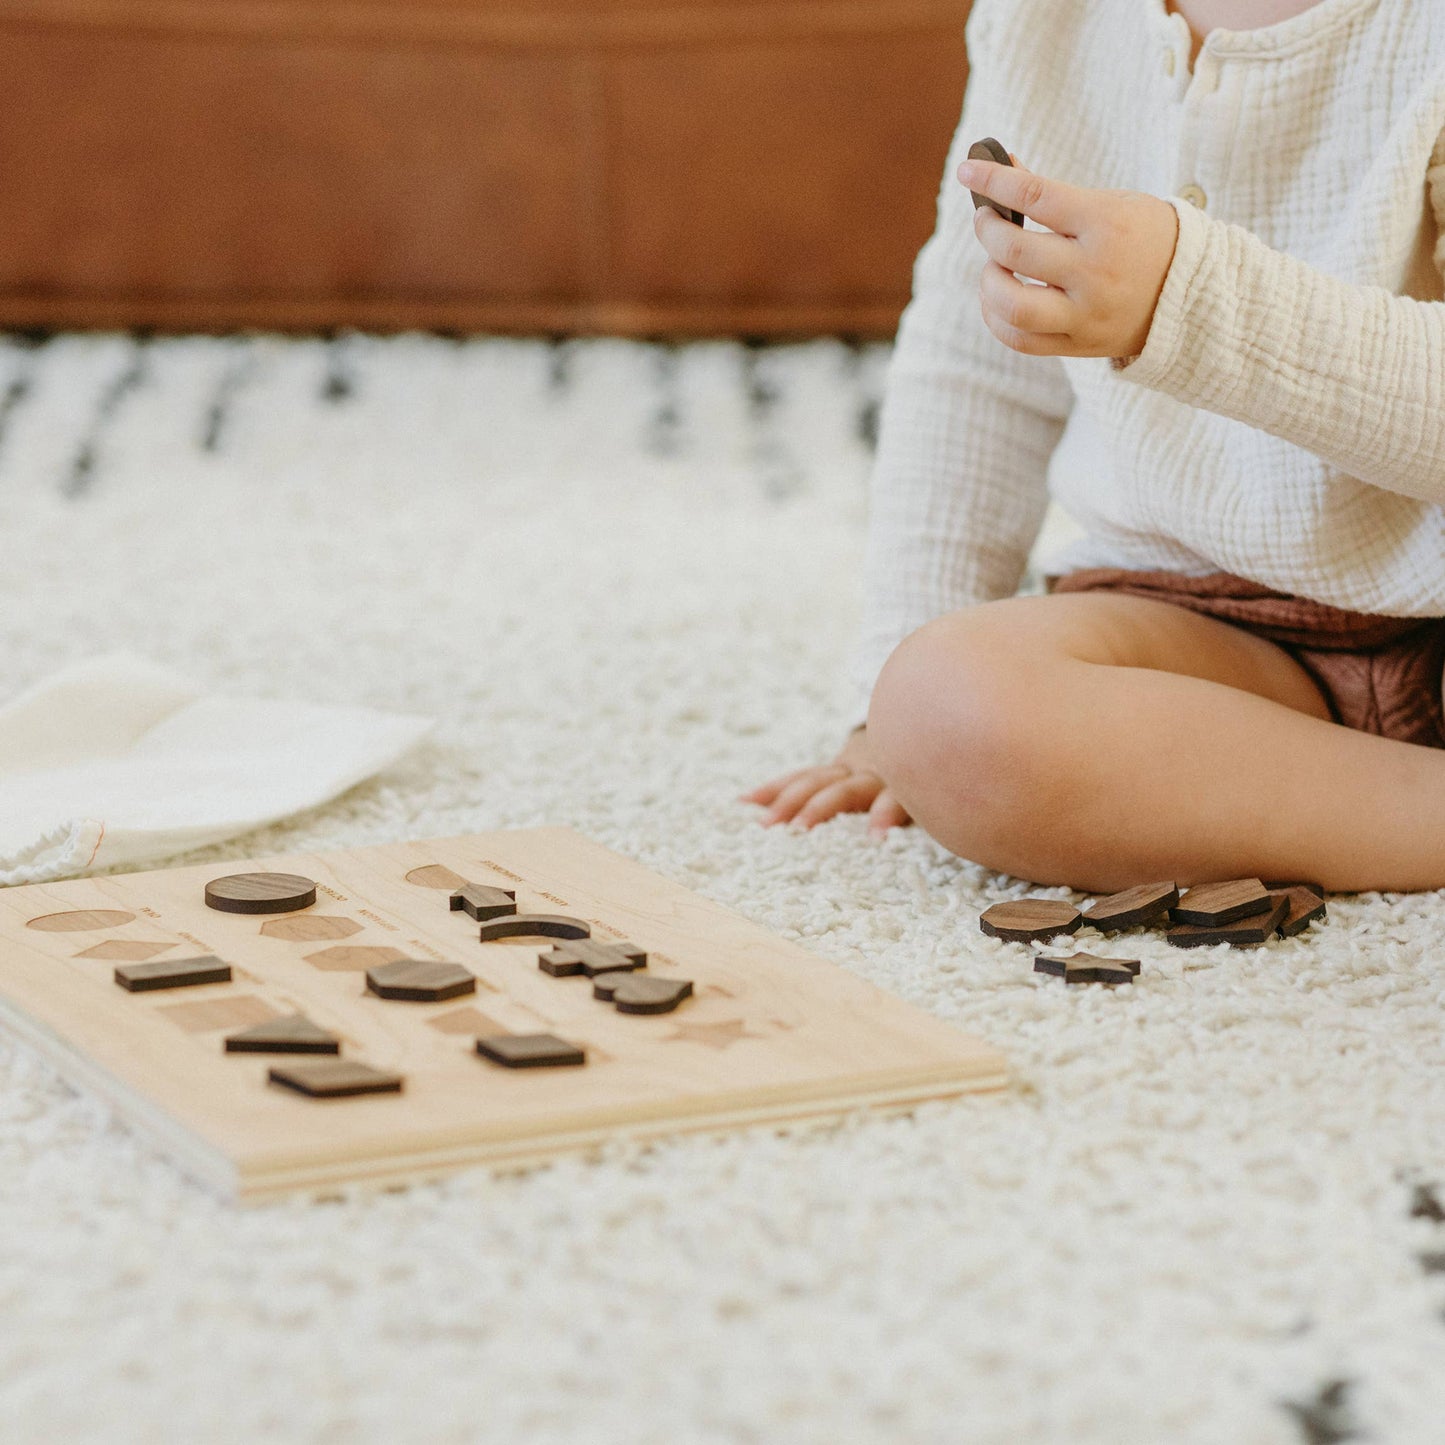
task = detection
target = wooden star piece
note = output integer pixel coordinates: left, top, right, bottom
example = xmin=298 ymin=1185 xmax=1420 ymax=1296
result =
xmin=1033 ymin=952 xmax=1141 ymax=986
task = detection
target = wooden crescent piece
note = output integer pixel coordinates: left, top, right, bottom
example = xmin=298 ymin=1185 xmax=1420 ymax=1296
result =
xmin=978 ymin=899 xmax=1082 ymax=944
xmin=967 ymin=136 xmax=1024 ymax=227
xmin=476 ymin=913 xmax=591 ymax=942
xmin=205 ymin=872 xmax=318 ymax=915
xmin=1081 ymin=882 xmax=1179 ymax=933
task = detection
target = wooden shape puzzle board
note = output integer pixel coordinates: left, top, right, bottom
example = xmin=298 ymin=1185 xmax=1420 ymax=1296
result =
xmin=0 ymin=829 xmax=1007 ymax=1201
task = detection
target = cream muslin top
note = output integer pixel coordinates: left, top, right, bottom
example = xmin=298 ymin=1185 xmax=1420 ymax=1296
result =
xmin=853 ymin=0 xmax=1445 ymax=724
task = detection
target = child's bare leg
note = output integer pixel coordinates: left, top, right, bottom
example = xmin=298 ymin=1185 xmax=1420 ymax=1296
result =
xmin=866 ymin=593 xmax=1445 ymax=893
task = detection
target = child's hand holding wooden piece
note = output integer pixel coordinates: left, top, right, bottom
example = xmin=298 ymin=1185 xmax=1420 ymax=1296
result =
xmin=958 ymin=148 xmax=1180 ymax=362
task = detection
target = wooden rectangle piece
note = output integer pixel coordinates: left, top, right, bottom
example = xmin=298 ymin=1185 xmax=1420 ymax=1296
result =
xmin=0 ymin=829 xmax=1006 ymax=1202
xmin=114 ymin=956 xmax=232 ymax=993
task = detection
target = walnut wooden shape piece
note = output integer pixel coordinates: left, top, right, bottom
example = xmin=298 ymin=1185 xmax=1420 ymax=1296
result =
xmin=1081 ymin=882 xmax=1179 ymax=932
xmin=979 ymin=899 xmax=1082 ymax=944
xmin=540 ymin=939 xmax=647 ymax=977
xmin=225 ymin=1014 xmax=341 ymax=1055
xmin=365 ymin=959 xmax=476 ymax=1002
xmin=205 ymin=872 xmax=317 ymax=915
xmin=1033 ymin=952 xmax=1141 ymax=985
xmin=1272 ymin=887 xmax=1328 ymax=938
xmin=1170 ymin=879 xmax=1272 ymax=927
xmin=608 ymin=975 xmax=695 ymax=1015
xmin=449 ymin=885 xmax=518 ymax=922
xmin=268 ymin=1060 xmax=403 ymax=1098
xmin=476 ymin=913 xmax=591 ymax=942
xmin=967 ymin=137 xmax=1024 ymax=226
xmin=114 ymin=955 xmax=232 ymax=992
xmin=1167 ymin=893 xmax=1289 ymax=948
xmin=475 ymin=1032 xmax=587 ymax=1069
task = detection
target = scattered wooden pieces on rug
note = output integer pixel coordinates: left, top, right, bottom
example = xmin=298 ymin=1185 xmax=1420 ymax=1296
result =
xmin=114 ymin=955 xmax=233 ymax=992
xmin=1166 ymin=893 xmax=1289 ymax=949
xmin=608 ymin=975 xmax=695 ymax=1015
xmin=449 ymin=884 xmax=518 ymax=922
xmin=365 ymin=959 xmax=476 ymax=1002
xmin=1033 ymin=952 xmax=1141 ymax=986
xmin=475 ymin=1032 xmax=587 ymax=1069
xmin=476 ymin=913 xmax=591 ymax=942
xmin=224 ymin=1014 xmax=341 ymax=1055
xmin=1080 ymin=882 xmax=1179 ymax=932
xmin=204 ymin=872 xmax=318 ymax=915
xmin=979 ymin=900 xmax=1082 ymax=944
xmin=1170 ymin=879 xmax=1272 ymax=927
xmin=539 ymin=939 xmax=648 ymax=978
xmin=268 ymin=1060 xmax=403 ymax=1098
xmin=1272 ymin=886 xmax=1329 ymax=938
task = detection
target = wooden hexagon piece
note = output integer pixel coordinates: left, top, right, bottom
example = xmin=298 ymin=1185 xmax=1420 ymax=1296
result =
xmin=1080 ymin=882 xmax=1178 ymax=932
xmin=1170 ymin=879 xmax=1272 ymax=927
xmin=979 ymin=899 xmax=1082 ymax=944
xmin=365 ymin=959 xmax=476 ymax=1002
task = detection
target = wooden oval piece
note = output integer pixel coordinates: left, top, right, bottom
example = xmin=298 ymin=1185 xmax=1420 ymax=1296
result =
xmin=205 ymin=872 xmax=317 ymax=915
xmin=967 ymin=136 xmax=1024 ymax=226
xmin=979 ymin=899 xmax=1081 ymax=944
xmin=27 ymin=909 xmax=135 ymax=932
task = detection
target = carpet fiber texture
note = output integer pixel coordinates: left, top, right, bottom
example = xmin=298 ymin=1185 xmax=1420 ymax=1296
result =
xmin=0 ymin=333 xmax=1441 ymax=1444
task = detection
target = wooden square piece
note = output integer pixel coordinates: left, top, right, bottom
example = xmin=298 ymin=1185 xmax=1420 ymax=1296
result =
xmin=114 ymin=956 xmax=232 ymax=993
xmin=1170 ymin=879 xmax=1272 ymax=927
xmin=268 ymin=1060 xmax=403 ymax=1098
xmin=475 ymin=1033 xmax=587 ymax=1068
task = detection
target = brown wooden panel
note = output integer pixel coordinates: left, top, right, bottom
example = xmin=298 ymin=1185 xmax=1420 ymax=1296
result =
xmin=0 ymin=28 xmax=589 ymax=302
xmin=602 ymin=30 xmax=967 ymax=313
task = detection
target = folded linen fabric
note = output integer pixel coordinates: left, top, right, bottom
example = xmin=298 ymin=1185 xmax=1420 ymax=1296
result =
xmin=0 ymin=655 xmax=434 ymax=886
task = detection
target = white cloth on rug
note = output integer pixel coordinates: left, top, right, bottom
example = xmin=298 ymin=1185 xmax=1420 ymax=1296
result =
xmin=0 ymin=654 xmax=434 ymax=886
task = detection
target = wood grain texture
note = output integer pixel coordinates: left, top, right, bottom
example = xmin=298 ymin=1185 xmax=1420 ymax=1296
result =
xmin=205 ymin=872 xmax=317 ymax=916
xmin=1170 ymin=880 xmax=1272 ymax=927
xmin=978 ymin=900 xmax=1081 ymax=944
xmin=1272 ymin=887 xmax=1328 ymax=938
xmin=1081 ymin=883 xmax=1178 ymax=933
xmin=0 ymin=829 xmax=1006 ymax=1201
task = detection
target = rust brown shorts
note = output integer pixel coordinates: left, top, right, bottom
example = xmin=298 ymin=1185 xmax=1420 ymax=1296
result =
xmin=1048 ymin=568 xmax=1445 ymax=750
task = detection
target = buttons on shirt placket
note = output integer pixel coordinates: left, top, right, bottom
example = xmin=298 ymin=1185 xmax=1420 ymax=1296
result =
xmin=1171 ymin=39 xmax=1223 ymax=215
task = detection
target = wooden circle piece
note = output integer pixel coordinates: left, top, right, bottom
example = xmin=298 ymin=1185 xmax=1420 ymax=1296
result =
xmin=979 ymin=899 xmax=1081 ymax=943
xmin=205 ymin=872 xmax=318 ymax=915
xmin=967 ymin=137 xmax=1024 ymax=227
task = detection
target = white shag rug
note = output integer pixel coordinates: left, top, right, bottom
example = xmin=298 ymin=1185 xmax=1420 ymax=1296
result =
xmin=0 ymin=332 xmax=1441 ymax=1445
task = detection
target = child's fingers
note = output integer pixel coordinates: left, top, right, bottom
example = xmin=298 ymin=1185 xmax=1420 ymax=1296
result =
xmin=741 ymin=763 xmax=843 ymax=806
xmin=793 ymin=774 xmax=885 ymax=830
xmin=867 ymin=791 xmax=912 ymax=835
xmin=956 ymin=158 xmax=1091 ymax=237
xmin=973 ymin=206 xmax=1076 ymax=287
xmin=980 ymin=261 xmax=1076 ymax=338
xmin=762 ymin=769 xmax=848 ymax=825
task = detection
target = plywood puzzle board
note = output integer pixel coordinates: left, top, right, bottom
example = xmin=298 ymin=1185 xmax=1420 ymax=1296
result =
xmin=0 ymin=828 xmax=1007 ymax=1201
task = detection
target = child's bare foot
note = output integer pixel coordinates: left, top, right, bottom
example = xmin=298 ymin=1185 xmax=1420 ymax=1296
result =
xmin=740 ymin=726 xmax=912 ymax=835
